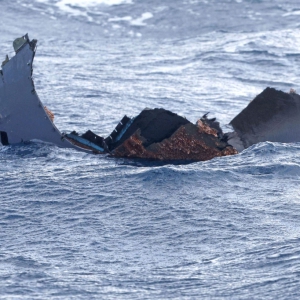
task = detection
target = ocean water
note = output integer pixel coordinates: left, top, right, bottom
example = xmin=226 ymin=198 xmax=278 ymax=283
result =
xmin=1 ymin=0 xmax=300 ymax=299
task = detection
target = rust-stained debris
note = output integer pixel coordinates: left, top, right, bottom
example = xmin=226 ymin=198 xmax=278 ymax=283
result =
xmin=113 ymin=125 xmax=237 ymax=160
xmin=1 ymin=35 xmax=300 ymax=162
xmin=62 ymin=108 xmax=237 ymax=161
xmin=44 ymin=106 xmax=54 ymax=122
xmin=112 ymin=113 xmax=237 ymax=161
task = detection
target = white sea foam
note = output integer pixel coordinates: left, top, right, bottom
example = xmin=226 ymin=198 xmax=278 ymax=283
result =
xmin=53 ymin=0 xmax=92 ymax=21
xmin=34 ymin=0 xmax=133 ymax=21
xmin=36 ymin=0 xmax=133 ymax=6
xmin=55 ymin=0 xmax=133 ymax=16
xmin=109 ymin=12 xmax=153 ymax=26
xmin=283 ymin=10 xmax=300 ymax=17
xmin=56 ymin=0 xmax=132 ymax=9
xmin=130 ymin=12 xmax=153 ymax=26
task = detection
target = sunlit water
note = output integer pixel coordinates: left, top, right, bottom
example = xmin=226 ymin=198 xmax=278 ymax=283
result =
xmin=1 ymin=0 xmax=300 ymax=298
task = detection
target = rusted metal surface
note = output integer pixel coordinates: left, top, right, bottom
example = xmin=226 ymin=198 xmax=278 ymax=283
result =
xmin=44 ymin=106 xmax=54 ymax=122
xmin=113 ymin=123 xmax=237 ymax=161
xmin=196 ymin=119 xmax=218 ymax=137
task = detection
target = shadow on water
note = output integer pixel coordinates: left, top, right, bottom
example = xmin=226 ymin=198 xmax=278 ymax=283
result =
xmin=0 ymin=141 xmax=56 ymax=158
xmin=114 ymin=156 xmax=198 ymax=167
xmin=1 ymin=141 xmax=197 ymax=166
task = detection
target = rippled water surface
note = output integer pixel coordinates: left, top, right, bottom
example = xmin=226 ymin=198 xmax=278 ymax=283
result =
xmin=1 ymin=0 xmax=300 ymax=299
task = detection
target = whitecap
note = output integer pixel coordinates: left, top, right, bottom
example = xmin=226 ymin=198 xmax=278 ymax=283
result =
xmin=283 ymin=10 xmax=300 ymax=17
xmin=36 ymin=0 xmax=133 ymax=6
xmin=108 ymin=16 xmax=133 ymax=22
xmin=109 ymin=12 xmax=153 ymax=27
xmin=60 ymin=0 xmax=133 ymax=7
xmin=130 ymin=12 xmax=153 ymax=26
xmin=55 ymin=0 xmax=93 ymax=21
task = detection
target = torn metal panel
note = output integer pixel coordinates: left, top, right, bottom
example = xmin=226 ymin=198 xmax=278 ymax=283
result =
xmin=107 ymin=108 xmax=191 ymax=151
xmin=65 ymin=131 xmax=105 ymax=153
xmin=0 ymin=34 xmax=82 ymax=150
xmin=104 ymin=115 xmax=133 ymax=149
xmin=230 ymin=87 xmax=300 ymax=148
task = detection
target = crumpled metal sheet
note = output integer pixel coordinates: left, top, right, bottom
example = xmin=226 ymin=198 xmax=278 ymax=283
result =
xmin=196 ymin=119 xmax=218 ymax=137
xmin=113 ymin=122 xmax=237 ymax=161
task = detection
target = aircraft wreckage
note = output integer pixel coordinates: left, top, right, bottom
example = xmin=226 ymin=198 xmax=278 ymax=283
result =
xmin=1 ymin=34 xmax=300 ymax=161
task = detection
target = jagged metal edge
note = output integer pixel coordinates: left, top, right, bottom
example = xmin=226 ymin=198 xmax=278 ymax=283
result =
xmin=0 ymin=34 xmax=88 ymax=151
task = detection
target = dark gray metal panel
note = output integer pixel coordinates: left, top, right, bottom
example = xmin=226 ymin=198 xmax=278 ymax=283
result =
xmin=0 ymin=36 xmax=81 ymax=150
xmin=230 ymin=88 xmax=300 ymax=149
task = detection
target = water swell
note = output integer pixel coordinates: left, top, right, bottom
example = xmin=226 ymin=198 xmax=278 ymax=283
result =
xmin=1 ymin=0 xmax=300 ymax=298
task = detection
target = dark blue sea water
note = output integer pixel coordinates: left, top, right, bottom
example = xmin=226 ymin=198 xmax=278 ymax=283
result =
xmin=1 ymin=0 xmax=300 ymax=298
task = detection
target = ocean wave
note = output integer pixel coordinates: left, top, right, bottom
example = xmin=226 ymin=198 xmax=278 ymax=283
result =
xmin=2 ymin=0 xmax=300 ymax=298
xmin=36 ymin=0 xmax=133 ymax=7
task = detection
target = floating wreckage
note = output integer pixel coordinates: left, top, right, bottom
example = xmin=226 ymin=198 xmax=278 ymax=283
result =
xmin=0 ymin=35 xmax=299 ymax=161
xmin=0 ymin=35 xmax=78 ymax=150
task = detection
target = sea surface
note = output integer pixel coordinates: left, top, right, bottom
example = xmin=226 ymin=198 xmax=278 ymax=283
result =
xmin=1 ymin=0 xmax=300 ymax=299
